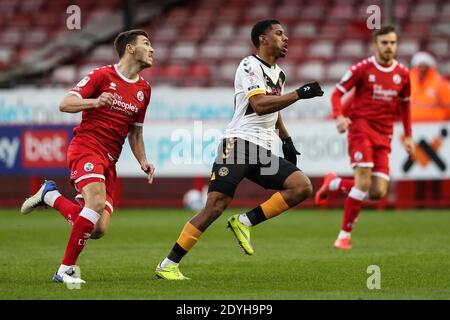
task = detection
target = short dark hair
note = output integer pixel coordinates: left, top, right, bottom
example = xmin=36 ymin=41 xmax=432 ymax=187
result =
xmin=372 ymin=25 xmax=396 ymax=41
xmin=114 ymin=29 xmax=149 ymax=58
xmin=251 ymin=19 xmax=281 ymax=48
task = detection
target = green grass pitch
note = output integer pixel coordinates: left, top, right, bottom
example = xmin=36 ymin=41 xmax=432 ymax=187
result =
xmin=0 ymin=208 xmax=449 ymax=300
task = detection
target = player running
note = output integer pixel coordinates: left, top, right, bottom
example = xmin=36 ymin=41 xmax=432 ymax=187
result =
xmin=20 ymin=30 xmax=155 ymax=284
xmin=315 ymin=25 xmax=415 ymax=249
xmin=155 ymin=19 xmax=324 ymax=280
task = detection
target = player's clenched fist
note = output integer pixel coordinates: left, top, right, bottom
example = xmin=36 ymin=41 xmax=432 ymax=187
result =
xmin=296 ymin=81 xmax=324 ymax=99
xmin=335 ymin=115 xmax=352 ymax=133
xmin=94 ymin=92 xmax=114 ymax=108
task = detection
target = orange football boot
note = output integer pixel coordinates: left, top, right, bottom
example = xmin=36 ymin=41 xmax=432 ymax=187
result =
xmin=315 ymin=172 xmax=338 ymax=206
xmin=334 ymin=237 xmax=352 ymax=250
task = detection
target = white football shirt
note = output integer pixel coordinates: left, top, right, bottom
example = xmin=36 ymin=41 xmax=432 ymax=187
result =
xmin=223 ymin=55 xmax=286 ymax=150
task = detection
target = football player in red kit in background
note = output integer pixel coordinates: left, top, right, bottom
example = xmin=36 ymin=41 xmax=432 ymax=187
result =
xmin=315 ymin=25 xmax=415 ymax=249
xmin=21 ymin=30 xmax=155 ymax=283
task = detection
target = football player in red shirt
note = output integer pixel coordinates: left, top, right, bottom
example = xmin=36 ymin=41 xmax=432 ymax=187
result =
xmin=21 ymin=30 xmax=155 ymax=283
xmin=315 ymin=25 xmax=415 ymax=249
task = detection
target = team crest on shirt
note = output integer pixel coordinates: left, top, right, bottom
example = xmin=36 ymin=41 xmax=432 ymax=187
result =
xmin=84 ymin=162 xmax=94 ymax=172
xmin=353 ymin=151 xmax=363 ymax=162
xmin=109 ymin=82 xmax=117 ymax=90
xmin=393 ymin=74 xmax=402 ymax=85
xmin=76 ymin=76 xmax=90 ymax=87
xmin=218 ymin=167 xmax=229 ymax=177
xmin=137 ymin=91 xmax=144 ymax=102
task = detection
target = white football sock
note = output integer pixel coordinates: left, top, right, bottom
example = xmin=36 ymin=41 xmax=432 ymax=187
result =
xmin=328 ymin=178 xmax=341 ymax=191
xmin=57 ymin=264 xmax=73 ymax=276
xmin=44 ymin=190 xmax=61 ymax=207
xmin=338 ymin=230 xmax=351 ymax=240
xmin=160 ymin=258 xmax=177 ymax=268
xmin=238 ymin=213 xmax=252 ymax=227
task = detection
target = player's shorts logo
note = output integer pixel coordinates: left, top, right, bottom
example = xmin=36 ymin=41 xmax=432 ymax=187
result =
xmin=84 ymin=162 xmax=94 ymax=172
xmin=218 ymin=167 xmax=229 ymax=177
xmin=393 ymin=74 xmax=401 ymax=85
xmin=354 ymin=151 xmax=363 ymax=161
xmin=137 ymin=91 xmax=144 ymax=102
xmin=76 ymin=76 xmax=90 ymax=87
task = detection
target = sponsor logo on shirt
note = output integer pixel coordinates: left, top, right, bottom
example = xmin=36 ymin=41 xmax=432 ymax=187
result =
xmin=110 ymin=93 xmax=140 ymax=117
xmin=109 ymin=82 xmax=117 ymax=90
xmin=372 ymin=84 xmax=398 ymax=102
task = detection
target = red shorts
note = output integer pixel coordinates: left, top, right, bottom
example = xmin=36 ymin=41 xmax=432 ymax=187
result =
xmin=348 ymin=126 xmax=391 ymax=181
xmin=67 ymin=143 xmax=116 ymax=214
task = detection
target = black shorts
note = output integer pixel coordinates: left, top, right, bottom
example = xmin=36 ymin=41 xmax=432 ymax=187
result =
xmin=208 ymin=137 xmax=301 ymax=197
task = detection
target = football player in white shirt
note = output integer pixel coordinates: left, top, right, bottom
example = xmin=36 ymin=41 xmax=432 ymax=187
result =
xmin=155 ymin=20 xmax=324 ymax=280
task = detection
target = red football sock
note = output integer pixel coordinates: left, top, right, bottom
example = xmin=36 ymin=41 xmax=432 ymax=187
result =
xmin=341 ymin=188 xmax=367 ymax=232
xmin=53 ymin=196 xmax=83 ymax=225
xmin=61 ymin=207 xmax=100 ymax=266
xmin=338 ymin=178 xmax=354 ymax=194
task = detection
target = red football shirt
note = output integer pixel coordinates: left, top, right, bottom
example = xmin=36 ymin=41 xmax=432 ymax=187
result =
xmin=336 ymin=56 xmax=410 ymax=135
xmin=68 ymin=64 xmax=151 ymax=160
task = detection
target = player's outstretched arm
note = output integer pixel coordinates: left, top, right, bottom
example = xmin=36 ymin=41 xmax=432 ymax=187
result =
xmin=249 ymin=82 xmax=324 ymax=116
xmin=128 ymin=125 xmax=155 ymax=184
xmin=59 ymin=92 xmax=114 ymax=113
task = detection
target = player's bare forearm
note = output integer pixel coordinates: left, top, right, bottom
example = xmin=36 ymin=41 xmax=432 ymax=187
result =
xmin=59 ymin=92 xmax=114 ymax=113
xmin=129 ymin=125 xmax=155 ymax=184
xmin=275 ymin=113 xmax=290 ymax=139
xmin=128 ymin=126 xmax=148 ymax=165
xmin=249 ymin=92 xmax=300 ymax=115
xmin=59 ymin=94 xmax=97 ymax=113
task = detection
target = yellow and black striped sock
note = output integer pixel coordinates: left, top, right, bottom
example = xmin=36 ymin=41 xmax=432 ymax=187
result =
xmin=246 ymin=192 xmax=290 ymax=226
xmin=167 ymin=222 xmax=202 ymax=263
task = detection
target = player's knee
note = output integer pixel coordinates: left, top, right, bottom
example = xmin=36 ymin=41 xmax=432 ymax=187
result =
xmin=369 ymin=188 xmax=387 ymax=200
xmin=87 ymin=197 xmax=106 ymax=214
xmin=291 ymin=178 xmax=313 ymax=203
xmin=356 ymin=178 xmax=371 ymax=192
xmin=205 ymin=194 xmax=228 ymax=220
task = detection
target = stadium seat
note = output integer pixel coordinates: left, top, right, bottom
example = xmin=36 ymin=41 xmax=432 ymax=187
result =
xmin=336 ymin=40 xmax=365 ymax=59
xmin=397 ymin=39 xmax=420 ymax=57
xmin=198 ymin=41 xmax=226 ymax=60
xmin=21 ymin=0 xmax=45 ymax=12
xmin=291 ymin=22 xmax=318 ymax=39
xmin=426 ymin=38 xmax=449 ymax=59
xmin=51 ymin=65 xmax=77 ymax=85
xmin=326 ymin=61 xmax=352 ymax=82
xmin=224 ymin=41 xmax=252 ymax=59
xmin=219 ymin=61 xmax=239 ymax=81
xmin=411 ymin=2 xmax=438 ymax=21
xmin=0 ymin=48 xmax=12 ymax=64
xmin=0 ymin=29 xmax=22 ymax=46
xmin=296 ymin=61 xmax=325 ymax=82
xmin=206 ymin=24 xmax=235 ymax=41
xmin=23 ymin=30 xmax=47 ymax=45
xmin=170 ymin=42 xmax=198 ymax=61
xmin=308 ymin=40 xmax=335 ymax=59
